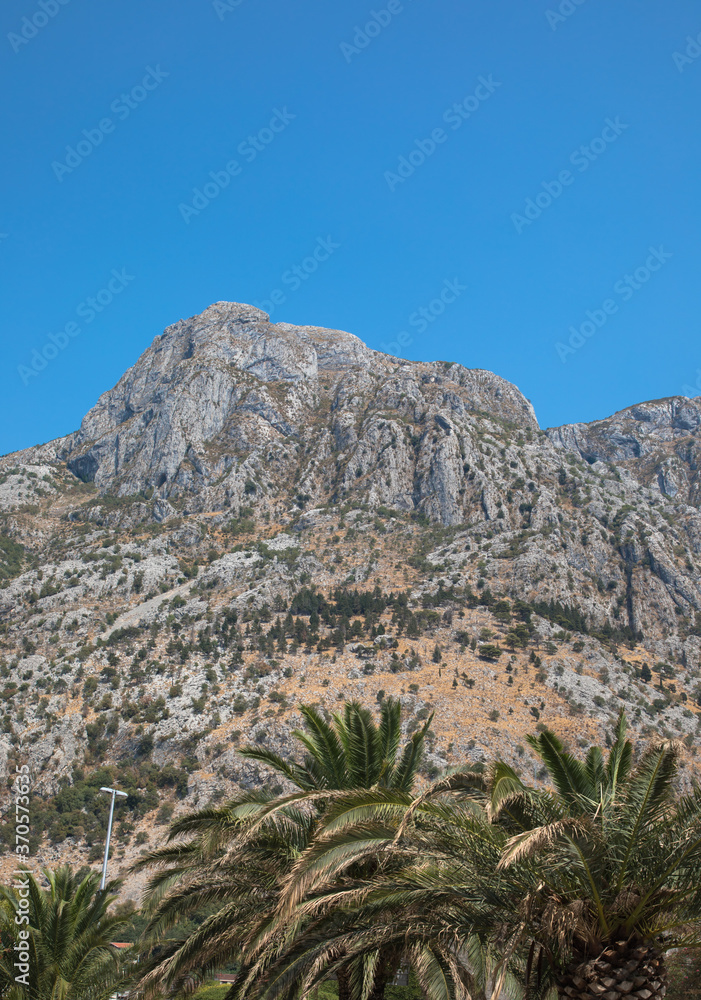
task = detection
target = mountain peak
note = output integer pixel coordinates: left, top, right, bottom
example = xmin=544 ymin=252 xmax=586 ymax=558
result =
xmin=155 ymin=300 xmax=376 ymax=380
xmin=5 ymin=301 xmax=700 ymax=520
xmin=3 ymin=302 xmax=537 ymax=511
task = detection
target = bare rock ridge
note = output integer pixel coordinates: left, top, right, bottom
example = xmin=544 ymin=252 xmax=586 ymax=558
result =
xmin=9 ymin=300 xmax=701 ymax=517
xmin=4 ymin=299 xmax=701 ymax=653
xmin=8 ymin=301 xmax=539 ymax=524
xmin=3 ymin=300 xmax=701 ymax=644
xmin=547 ymin=397 xmax=701 ymax=504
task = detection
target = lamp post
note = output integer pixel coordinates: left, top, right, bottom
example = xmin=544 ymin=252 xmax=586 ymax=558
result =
xmin=99 ymin=786 xmax=128 ymax=890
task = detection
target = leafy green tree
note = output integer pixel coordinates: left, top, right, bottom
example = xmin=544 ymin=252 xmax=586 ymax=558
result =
xmin=0 ymin=865 xmax=129 ymax=1000
xmin=478 ymin=643 xmax=502 ymax=661
xmin=504 ymin=632 xmax=519 ymax=652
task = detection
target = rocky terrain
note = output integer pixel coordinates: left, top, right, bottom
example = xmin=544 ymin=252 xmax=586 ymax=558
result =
xmin=2 ymin=301 xmax=701 ymax=895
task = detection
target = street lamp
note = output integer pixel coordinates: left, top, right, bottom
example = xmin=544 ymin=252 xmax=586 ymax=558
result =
xmin=99 ymin=786 xmax=128 ymax=890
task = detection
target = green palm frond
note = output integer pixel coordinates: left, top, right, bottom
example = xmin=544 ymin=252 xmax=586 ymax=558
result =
xmin=409 ymin=944 xmax=463 ymax=1000
xmin=526 ymin=729 xmax=595 ymax=811
xmin=293 ymin=705 xmax=348 ymax=787
xmin=378 ymin=698 xmax=403 ymax=784
xmin=238 ymin=746 xmax=320 ymax=790
xmin=604 ymin=710 xmax=632 ymax=793
xmin=392 ymin=714 xmax=433 ymax=791
xmin=393 ymin=769 xmax=486 ymax=843
xmin=335 ymin=701 xmax=383 ymax=788
xmin=319 ymin=788 xmax=414 ymax=834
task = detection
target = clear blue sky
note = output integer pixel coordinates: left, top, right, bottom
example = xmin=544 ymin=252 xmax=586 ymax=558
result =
xmin=2 ymin=0 xmax=700 ymax=455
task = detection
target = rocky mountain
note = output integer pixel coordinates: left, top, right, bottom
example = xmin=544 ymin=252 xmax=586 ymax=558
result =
xmin=19 ymin=301 xmax=538 ymax=520
xmin=2 ymin=301 xmax=701 ymax=891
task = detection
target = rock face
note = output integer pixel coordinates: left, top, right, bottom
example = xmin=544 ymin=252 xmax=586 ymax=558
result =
xmin=11 ymin=302 xmax=537 ymax=524
xmin=547 ymin=397 xmax=701 ymax=506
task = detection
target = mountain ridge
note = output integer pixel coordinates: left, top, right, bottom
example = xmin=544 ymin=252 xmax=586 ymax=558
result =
xmin=2 ymin=301 xmax=701 ymax=889
xmin=6 ymin=301 xmax=700 ymax=510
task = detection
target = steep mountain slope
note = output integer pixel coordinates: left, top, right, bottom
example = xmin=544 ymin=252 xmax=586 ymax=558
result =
xmin=1 ymin=302 xmax=700 ymax=889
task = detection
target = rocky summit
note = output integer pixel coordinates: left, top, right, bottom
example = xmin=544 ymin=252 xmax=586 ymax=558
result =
xmin=2 ymin=301 xmax=701 ymax=891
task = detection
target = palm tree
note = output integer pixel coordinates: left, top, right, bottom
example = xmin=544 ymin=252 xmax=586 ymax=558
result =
xmin=0 ymin=865 xmax=129 ymax=1000
xmin=266 ymin=713 xmax=701 ymax=1000
xmin=234 ymin=785 xmax=508 ymax=1000
xmin=487 ymin=712 xmax=701 ymax=999
xmin=133 ymin=790 xmax=315 ymax=997
xmin=134 ymin=699 xmax=432 ymax=999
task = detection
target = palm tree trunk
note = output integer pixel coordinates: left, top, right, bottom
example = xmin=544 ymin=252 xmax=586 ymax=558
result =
xmin=368 ymin=963 xmax=391 ymax=1000
xmin=367 ymin=950 xmax=402 ymax=1000
xmin=557 ymin=943 xmax=667 ymax=1000
xmin=337 ymin=966 xmax=352 ymax=1000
